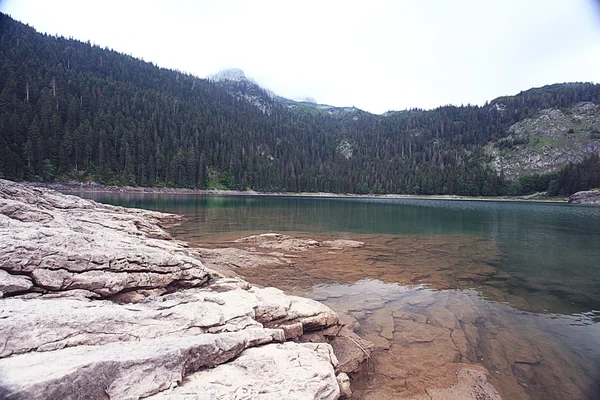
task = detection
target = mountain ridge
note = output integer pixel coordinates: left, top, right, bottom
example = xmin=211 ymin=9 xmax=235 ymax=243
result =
xmin=208 ymin=67 xmax=368 ymax=117
xmin=1 ymin=13 xmax=599 ymax=196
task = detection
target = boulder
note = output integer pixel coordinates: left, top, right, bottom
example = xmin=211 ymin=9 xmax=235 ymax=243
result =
xmin=568 ymin=190 xmax=600 ymax=204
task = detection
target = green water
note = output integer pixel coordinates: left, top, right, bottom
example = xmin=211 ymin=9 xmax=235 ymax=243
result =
xmin=83 ymin=193 xmax=600 ymax=314
xmin=76 ymin=192 xmax=600 ymax=398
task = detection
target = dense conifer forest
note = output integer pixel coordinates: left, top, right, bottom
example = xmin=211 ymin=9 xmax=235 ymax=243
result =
xmin=1 ymin=13 xmax=599 ymax=195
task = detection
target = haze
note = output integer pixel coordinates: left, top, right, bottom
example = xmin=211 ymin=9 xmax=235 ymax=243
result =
xmin=2 ymin=0 xmax=600 ymax=114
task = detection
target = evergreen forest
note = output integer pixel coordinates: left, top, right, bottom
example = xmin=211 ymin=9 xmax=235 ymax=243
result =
xmin=1 ymin=13 xmax=599 ymax=196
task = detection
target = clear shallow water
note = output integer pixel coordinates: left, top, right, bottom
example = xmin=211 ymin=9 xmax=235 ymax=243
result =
xmin=76 ymin=192 xmax=600 ymax=399
xmin=82 ymin=193 xmax=600 ymax=314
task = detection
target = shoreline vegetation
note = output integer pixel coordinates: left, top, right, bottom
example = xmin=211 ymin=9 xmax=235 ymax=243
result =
xmin=28 ymin=181 xmax=571 ymax=203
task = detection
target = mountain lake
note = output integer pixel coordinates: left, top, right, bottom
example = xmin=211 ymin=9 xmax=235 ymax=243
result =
xmin=74 ymin=193 xmax=600 ymax=399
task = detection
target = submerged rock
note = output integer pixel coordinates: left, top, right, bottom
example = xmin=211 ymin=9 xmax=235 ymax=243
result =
xmin=197 ymin=247 xmax=285 ymax=271
xmin=234 ymin=233 xmax=364 ymax=252
xmin=425 ymin=365 xmax=502 ymax=400
xmin=322 ymin=239 xmax=365 ymax=249
xmin=235 ymin=233 xmax=321 ymax=251
xmin=0 ymin=180 xmax=369 ymax=399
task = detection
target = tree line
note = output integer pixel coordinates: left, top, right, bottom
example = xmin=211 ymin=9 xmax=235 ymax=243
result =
xmin=1 ymin=13 xmax=599 ymax=196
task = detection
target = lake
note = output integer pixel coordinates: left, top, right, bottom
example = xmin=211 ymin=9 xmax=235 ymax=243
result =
xmin=75 ymin=193 xmax=600 ymax=399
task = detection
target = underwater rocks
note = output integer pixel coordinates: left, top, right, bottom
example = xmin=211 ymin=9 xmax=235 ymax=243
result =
xmin=234 ymin=233 xmax=364 ymax=252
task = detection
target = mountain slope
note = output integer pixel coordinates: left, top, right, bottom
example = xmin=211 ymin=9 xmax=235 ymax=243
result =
xmin=1 ymin=13 xmax=599 ymax=196
xmin=486 ymin=102 xmax=600 ymax=179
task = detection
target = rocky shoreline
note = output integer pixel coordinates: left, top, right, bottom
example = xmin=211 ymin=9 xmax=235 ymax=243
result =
xmin=0 ymin=180 xmax=511 ymax=399
xmin=0 ymin=180 xmax=370 ymax=399
xmin=28 ymin=181 xmax=569 ymax=202
xmin=2 ymin=179 xmax=596 ymax=399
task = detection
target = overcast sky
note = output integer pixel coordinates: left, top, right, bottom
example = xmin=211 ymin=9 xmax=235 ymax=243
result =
xmin=2 ymin=0 xmax=600 ymax=114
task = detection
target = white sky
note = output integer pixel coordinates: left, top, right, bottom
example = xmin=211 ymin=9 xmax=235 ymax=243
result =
xmin=2 ymin=0 xmax=600 ymax=114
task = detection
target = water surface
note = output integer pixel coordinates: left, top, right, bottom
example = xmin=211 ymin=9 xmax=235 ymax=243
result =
xmin=78 ymin=193 xmax=600 ymax=399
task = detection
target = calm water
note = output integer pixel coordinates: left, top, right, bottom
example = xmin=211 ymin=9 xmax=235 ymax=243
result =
xmin=76 ymin=192 xmax=600 ymax=399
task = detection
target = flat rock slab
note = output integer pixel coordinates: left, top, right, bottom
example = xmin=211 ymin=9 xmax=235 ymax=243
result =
xmin=197 ymin=247 xmax=285 ymax=270
xmin=234 ymin=233 xmax=364 ymax=252
xmin=0 ymin=283 xmax=339 ymax=358
xmin=235 ymin=233 xmax=320 ymax=251
xmin=322 ymin=240 xmax=365 ymax=249
xmin=0 ymin=329 xmax=283 ymax=400
xmin=0 ymin=180 xmax=210 ymax=297
xmin=148 ymin=342 xmax=341 ymax=400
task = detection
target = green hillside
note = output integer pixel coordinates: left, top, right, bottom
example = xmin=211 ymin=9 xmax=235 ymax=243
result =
xmin=1 ymin=13 xmax=599 ymax=196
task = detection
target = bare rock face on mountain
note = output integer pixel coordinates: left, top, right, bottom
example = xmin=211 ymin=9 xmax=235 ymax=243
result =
xmin=0 ymin=180 xmax=367 ymax=399
xmin=208 ymin=67 xmax=248 ymax=82
xmin=486 ymin=102 xmax=600 ymax=179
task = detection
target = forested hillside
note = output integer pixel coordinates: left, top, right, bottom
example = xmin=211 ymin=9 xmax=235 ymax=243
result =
xmin=1 ymin=13 xmax=599 ymax=195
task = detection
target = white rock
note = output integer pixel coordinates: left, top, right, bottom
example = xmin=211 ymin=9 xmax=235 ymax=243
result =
xmin=0 ymin=180 xmax=370 ymax=399
xmin=0 ymin=180 xmax=211 ymax=296
xmin=0 ymin=329 xmax=283 ymax=400
xmin=0 ymin=269 xmax=33 ymax=295
xmin=148 ymin=342 xmax=341 ymax=400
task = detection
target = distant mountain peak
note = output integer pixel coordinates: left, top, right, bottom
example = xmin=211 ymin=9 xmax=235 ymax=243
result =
xmin=208 ymin=68 xmax=247 ymax=82
xmin=297 ymin=96 xmax=317 ymax=104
